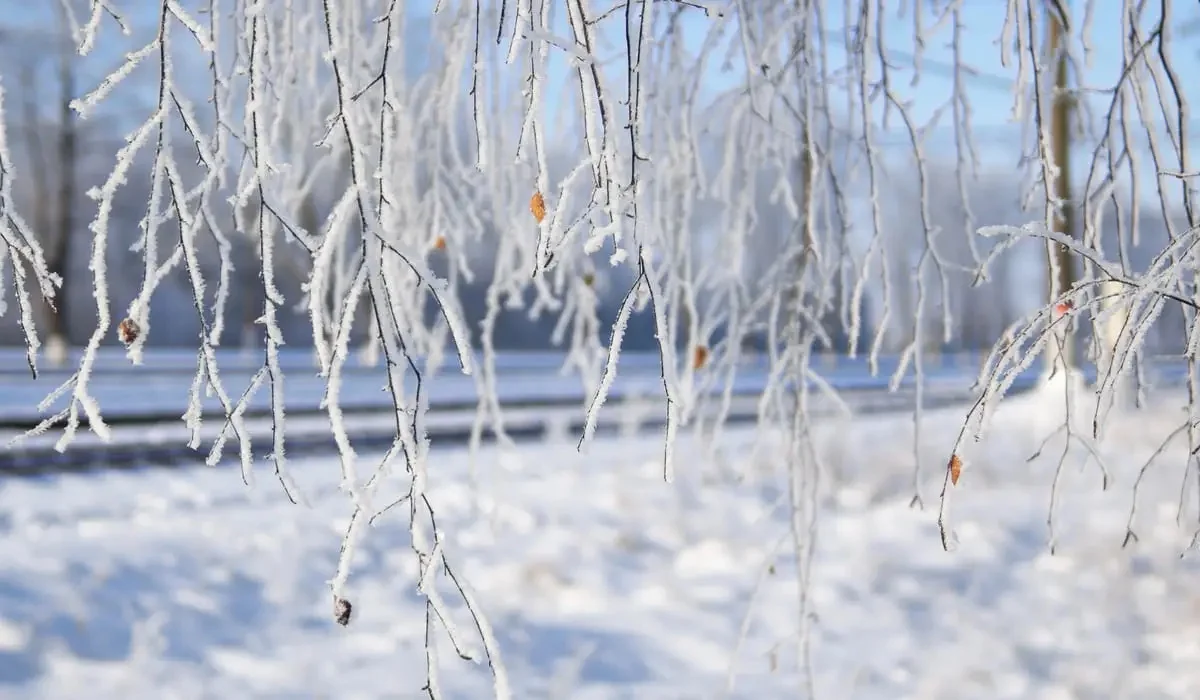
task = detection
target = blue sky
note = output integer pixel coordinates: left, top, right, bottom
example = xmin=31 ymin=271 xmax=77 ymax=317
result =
xmin=516 ymin=0 xmax=1200 ymax=171
xmin=881 ymin=1 xmax=1200 ymax=162
xmin=6 ymin=1 xmax=1199 ymax=176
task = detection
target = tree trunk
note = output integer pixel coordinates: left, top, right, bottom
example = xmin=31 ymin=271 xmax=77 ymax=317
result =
xmin=46 ymin=34 xmax=76 ymax=366
xmin=1045 ymin=3 xmax=1075 ymax=373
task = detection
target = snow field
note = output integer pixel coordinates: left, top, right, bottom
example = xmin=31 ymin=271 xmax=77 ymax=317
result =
xmin=1 ymin=377 xmax=1200 ymax=698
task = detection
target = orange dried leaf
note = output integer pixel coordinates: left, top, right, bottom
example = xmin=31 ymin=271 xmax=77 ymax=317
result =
xmin=1054 ymin=300 xmax=1073 ymax=316
xmin=530 ymin=191 xmax=546 ymax=223
xmin=948 ymin=453 xmax=963 ymax=486
xmin=433 ymin=236 xmax=446 ymax=250
xmin=692 ymin=345 xmax=709 ymax=370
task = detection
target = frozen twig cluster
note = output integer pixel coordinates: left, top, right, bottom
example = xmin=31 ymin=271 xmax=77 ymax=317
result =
xmin=937 ymin=1 xmax=1200 ymax=555
xmin=0 ymin=0 xmax=1196 ymax=695
xmin=9 ymin=0 xmax=502 ymax=695
xmin=939 ymin=222 xmax=1200 ymax=552
xmin=0 ymin=82 xmax=62 ymax=377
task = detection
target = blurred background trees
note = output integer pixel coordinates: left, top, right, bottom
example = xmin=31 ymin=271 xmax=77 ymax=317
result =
xmin=0 ymin=0 xmax=1196 ymax=364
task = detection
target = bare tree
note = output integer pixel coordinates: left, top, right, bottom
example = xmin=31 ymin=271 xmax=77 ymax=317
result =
xmin=1045 ymin=0 xmax=1076 ymax=372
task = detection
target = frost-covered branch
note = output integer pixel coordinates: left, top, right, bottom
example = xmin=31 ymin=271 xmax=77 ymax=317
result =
xmin=940 ymin=0 xmax=1200 ymax=553
xmin=0 ymin=81 xmax=61 ymax=378
xmin=8 ymin=0 xmax=1200 ymax=695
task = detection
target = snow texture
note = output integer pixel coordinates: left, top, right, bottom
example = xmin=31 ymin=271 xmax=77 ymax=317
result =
xmin=3 ymin=380 xmax=1200 ymax=699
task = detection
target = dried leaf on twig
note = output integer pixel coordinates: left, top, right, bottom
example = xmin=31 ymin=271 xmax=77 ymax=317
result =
xmin=948 ymin=453 xmax=963 ymax=486
xmin=118 ymin=318 xmax=140 ymax=346
xmin=530 ymin=191 xmax=546 ymax=223
xmin=333 ymin=596 xmax=353 ymax=626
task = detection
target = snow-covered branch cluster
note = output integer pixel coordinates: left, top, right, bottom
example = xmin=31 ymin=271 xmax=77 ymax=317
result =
xmin=0 ymin=82 xmax=62 ymax=376
xmin=0 ymin=0 xmax=1196 ymax=693
xmin=935 ymin=0 xmax=1200 ymax=554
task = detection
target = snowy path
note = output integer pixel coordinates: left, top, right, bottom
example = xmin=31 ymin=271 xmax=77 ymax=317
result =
xmin=2 ymin=382 xmax=1200 ymax=698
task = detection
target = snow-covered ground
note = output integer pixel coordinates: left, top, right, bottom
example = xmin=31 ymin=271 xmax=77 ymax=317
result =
xmin=3 ymin=378 xmax=1200 ymax=699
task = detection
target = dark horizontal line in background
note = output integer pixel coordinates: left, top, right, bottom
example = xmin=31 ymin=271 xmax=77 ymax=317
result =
xmin=0 ymin=384 xmax=1011 ymax=477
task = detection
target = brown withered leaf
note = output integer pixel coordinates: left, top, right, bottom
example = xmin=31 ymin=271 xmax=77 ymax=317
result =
xmin=333 ymin=596 xmax=353 ymax=626
xmin=948 ymin=453 xmax=963 ymax=486
xmin=692 ymin=345 xmax=709 ymax=370
xmin=433 ymin=236 xmax=446 ymax=250
xmin=117 ymin=318 xmax=140 ymax=346
xmin=530 ymin=191 xmax=546 ymax=223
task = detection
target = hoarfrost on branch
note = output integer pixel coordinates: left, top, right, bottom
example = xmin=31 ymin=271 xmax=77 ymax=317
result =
xmin=1 ymin=0 xmax=1197 ymax=695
